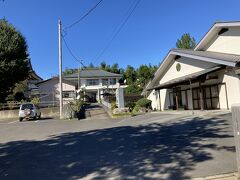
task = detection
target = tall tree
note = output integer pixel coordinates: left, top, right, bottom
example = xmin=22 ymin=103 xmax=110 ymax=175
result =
xmin=63 ymin=67 xmax=78 ymax=76
xmin=125 ymin=65 xmax=137 ymax=85
xmin=100 ymin=61 xmax=106 ymax=70
xmin=137 ymin=65 xmax=153 ymax=87
xmin=0 ymin=19 xmax=30 ymax=102
xmin=176 ymin=33 xmax=196 ymax=49
xmin=111 ymin=63 xmax=119 ymax=74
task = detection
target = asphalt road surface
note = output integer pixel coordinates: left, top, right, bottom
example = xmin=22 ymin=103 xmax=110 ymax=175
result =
xmin=0 ymin=112 xmax=236 ymax=180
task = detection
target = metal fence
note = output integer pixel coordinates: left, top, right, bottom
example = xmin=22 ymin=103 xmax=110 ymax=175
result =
xmin=0 ymin=101 xmax=61 ymax=110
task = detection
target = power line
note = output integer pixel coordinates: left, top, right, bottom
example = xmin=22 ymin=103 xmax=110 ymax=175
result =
xmin=62 ymin=35 xmax=96 ymax=78
xmin=64 ymin=0 xmax=104 ymax=30
xmin=62 ymin=35 xmax=85 ymax=67
xmin=92 ymin=0 xmax=141 ymax=65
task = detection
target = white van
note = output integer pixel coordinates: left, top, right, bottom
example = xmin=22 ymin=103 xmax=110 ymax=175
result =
xmin=19 ymin=103 xmax=41 ymax=121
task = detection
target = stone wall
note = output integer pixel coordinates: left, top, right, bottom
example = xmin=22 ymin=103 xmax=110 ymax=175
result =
xmin=0 ymin=107 xmax=60 ymax=120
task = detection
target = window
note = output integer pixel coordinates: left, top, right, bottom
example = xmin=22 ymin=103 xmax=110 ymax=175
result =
xmin=63 ymin=91 xmax=75 ymax=98
xmin=109 ymin=78 xmax=116 ymax=85
xmin=102 ymin=79 xmax=108 ymax=86
xmin=86 ymin=79 xmax=99 ymax=86
xmin=21 ymin=103 xmax=34 ymax=110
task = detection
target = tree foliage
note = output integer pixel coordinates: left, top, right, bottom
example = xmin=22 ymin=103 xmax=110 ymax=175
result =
xmin=125 ymin=65 xmax=137 ymax=85
xmin=63 ymin=67 xmax=78 ymax=76
xmin=137 ymin=64 xmax=157 ymax=87
xmin=0 ymin=19 xmax=30 ymax=102
xmin=176 ymin=33 xmax=196 ymax=49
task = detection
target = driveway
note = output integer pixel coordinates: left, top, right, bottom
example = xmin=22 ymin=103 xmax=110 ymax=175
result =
xmin=0 ymin=112 xmax=236 ymax=179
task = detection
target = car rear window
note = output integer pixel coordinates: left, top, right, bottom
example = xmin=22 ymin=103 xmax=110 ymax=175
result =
xmin=21 ymin=104 xmax=34 ymax=110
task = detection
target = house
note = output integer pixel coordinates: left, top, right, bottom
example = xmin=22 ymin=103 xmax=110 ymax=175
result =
xmin=36 ymin=77 xmax=77 ymax=105
xmin=143 ymin=21 xmax=240 ymax=111
xmin=64 ymin=69 xmax=123 ymax=102
xmin=36 ymin=69 xmax=123 ymax=104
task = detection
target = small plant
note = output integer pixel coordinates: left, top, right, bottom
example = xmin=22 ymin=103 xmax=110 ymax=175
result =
xmin=111 ymin=101 xmax=118 ymax=110
xmin=31 ymin=97 xmax=40 ymax=105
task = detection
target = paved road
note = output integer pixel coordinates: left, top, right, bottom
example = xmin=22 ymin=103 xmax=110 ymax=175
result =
xmin=0 ymin=112 xmax=236 ymax=180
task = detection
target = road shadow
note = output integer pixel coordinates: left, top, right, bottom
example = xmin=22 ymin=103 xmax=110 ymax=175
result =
xmin=0 ymin=117 xmax=235 ymax=179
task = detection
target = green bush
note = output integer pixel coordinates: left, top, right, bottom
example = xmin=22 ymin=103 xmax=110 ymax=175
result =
xmin=132 ymin=104 xmax=141 ymax=113
xmin=31 ymin=97 xmax=40 ymax=105
xmin=111 ymin=101 xmax=118 ymax=110
xmin=136 ymin=98 xmax=152 ymax=108
xmin=70 ymin=100 xmax=84 ymax=112
xmin=125 ymin=102 xmax=136 ymax=111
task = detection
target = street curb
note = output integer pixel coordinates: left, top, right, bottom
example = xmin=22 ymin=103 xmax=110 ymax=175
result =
xmin=193 ymin=172 xmax=238 ymax=180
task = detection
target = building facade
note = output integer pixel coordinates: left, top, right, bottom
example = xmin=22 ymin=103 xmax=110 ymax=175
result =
xmin=36 ymin=69 xmax=123 ymax=104
xmin=143 ymin=21 xmax=240 ymax=111
xmin=37 ymin=77 xmax=76 ymax=105
xmin=64 ymin=69 xmax=123 ymax=102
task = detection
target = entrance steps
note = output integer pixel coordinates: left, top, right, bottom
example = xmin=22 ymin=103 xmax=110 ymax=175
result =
xmin=85 ymin=104 xmax=110 ymax=120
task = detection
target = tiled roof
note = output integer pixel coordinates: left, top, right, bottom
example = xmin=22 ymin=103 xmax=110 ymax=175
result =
xmin=172 ymin=49 xmax=240 ymax=63
xmin=64 ymin=69 xmax=123 ymax=79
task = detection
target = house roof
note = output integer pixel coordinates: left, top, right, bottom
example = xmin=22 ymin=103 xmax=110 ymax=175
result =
xmin=171 ymin=49 xmax=240 ymax=66
xmin=36 ymin=77 xmax=76 ymax=86
xmin=148 ymin=66 xmax=222 ymax=90
xmin=143 ymin=21 xmax=240 ymax=94
xmin=27 ymin=59 xmax=43 ymax=81
xmin=64 ymin=69 xmax=123 ymax=79
xmin=143 ymin=48 xmax=240 ymax=94
xmin=195 ymin=21 xmax=240 ymax=51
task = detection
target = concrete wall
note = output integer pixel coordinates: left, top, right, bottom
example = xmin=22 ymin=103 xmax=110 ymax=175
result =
xmin=222 ymin=70 xmax=240 ymax=109
xmin=0 ymin=107 xmax=60 ymax=120
xmin=160 ymin=57 xmax=217 ymax=84
xmin=147 ymin=90 xmax=161 ymax=110
xmin=205 ymin=27 xmax=240 ymax=55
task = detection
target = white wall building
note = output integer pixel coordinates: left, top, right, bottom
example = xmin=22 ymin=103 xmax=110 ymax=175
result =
xmin=64 ymin=69 xmax=123 ymax=102
xmin=143 ymin=21 xmax=240 ymax=111
xmin=37 ymin=77 xmax=76 ymax=105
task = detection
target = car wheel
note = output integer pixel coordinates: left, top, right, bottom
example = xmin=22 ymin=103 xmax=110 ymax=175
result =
xmin=19 ymin=118 xmax=23 ymax=122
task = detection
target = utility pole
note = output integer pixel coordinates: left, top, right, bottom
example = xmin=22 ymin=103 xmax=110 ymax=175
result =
xmin=78 ymin=63 xmax=80 ymax=89
xmin=58 ymin=20 xmax=63 ymax=119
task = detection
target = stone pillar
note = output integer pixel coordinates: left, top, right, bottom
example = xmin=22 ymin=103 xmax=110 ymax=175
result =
xmin=116 ymin=87 xmax=124 ymax=108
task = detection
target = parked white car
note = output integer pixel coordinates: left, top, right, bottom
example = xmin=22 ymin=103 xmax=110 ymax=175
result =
xmin=19 ymin=103 xmax=41 ymax=121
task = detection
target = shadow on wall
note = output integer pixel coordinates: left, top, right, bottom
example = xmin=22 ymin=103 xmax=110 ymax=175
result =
xmin=0 ymin=117 xmax=235 ymax=179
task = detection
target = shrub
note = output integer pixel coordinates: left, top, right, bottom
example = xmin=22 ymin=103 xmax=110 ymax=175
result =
xmin=125 ymin=101 xmax=136 ymax=111
xmin=136 ymin=98 xmax=152 ymax=108
xmin=70 ymin=100 xmax=84 ymax=112
xmin=111 ymin=101 xmax=118 ymax=110
xmin=132 ymin=104 xmax=141 ymax=113
xmin=31 ymin=97 xmax=40 ymax=105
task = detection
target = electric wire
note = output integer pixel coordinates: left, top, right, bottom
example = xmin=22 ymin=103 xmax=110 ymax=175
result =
xmin=62 ymin=35 xmax=97 ymax=78
xmin=64 ymin=0 xmax=104 ymax=30
xmin=92 ymin=0 xmax=141 ymax=65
